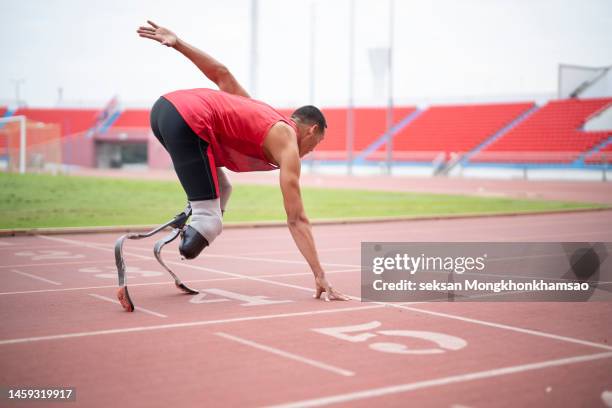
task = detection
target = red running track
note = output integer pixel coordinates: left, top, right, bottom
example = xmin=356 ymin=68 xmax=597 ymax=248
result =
xmin=1 ymin=211 xmax=612 ymax=407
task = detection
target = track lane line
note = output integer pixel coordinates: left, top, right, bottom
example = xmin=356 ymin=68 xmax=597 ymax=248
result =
xmin=37 ymin=235 xmax=359 ymax=268
xmin=88 ymin=294 xmax=167 ymax=318
xmin=268 ymin=351 xmax=612 ymax=408
xmin=11 ymin=269 xmax=61 ymax=286
xmin=0 ymin=259 xmax=112 ymax=269
xmin=35 ymin=235 xmax=612 ymax=352
xmin=0 ymin=269 xmax=360 ymax=296
xmin=215 ymin=332 xmax=355 ymax=377
xmin=0 ymin=304 xmax=384 ymax=346
xmin=120 ymin=245 xmax=358 ymax=257
xmin=392 ymin=304 xmax=612 ymax=352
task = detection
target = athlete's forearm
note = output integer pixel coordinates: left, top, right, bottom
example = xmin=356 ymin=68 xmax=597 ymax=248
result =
xmin=288 ymin=218 xmax=325 ymax=278
xmin=173 ymin=38 xmax=228 ymax=85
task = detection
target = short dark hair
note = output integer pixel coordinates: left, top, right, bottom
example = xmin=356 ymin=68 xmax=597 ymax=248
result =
xmin=291 ymin=105 xmax=327 ymax=131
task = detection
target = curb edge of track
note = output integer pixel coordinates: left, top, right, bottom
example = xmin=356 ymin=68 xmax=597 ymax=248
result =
xmin=1 ymin=206 xmax=610 ymax=237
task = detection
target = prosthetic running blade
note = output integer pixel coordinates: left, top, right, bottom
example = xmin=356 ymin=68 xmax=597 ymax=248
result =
xmin=154 ymin=229 xmax=199 ymax=294
xmin=115 ymin=204 xmax=198 ymax=312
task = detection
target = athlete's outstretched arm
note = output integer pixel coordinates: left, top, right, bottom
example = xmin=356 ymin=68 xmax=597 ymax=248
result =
xmin=266 ymin=125 xmax=350 ymax=301
xmin=137 ymin=20 xmax=250 ymax=98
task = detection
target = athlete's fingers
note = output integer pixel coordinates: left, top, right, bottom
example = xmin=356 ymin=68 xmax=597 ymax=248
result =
xmin=137 ymin=30 xmax=157 ymax=37
xmin=335 ymin=292 xmax=351 ymax=301
xmin=139 ymin=33 xmax=160 ymax=41
xmin=329 ymin=288 xmax=351 ymax=301
xmin=314 ymin=286 xmax=323 ymax=299
xmin=138 ymin=26 xmax=156 ymax=33
xmin=147 ymin=20 xmax=159 ymax=28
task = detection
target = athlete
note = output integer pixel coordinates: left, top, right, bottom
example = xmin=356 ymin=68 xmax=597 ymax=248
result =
xmin=137 ymin=20 xmax=349 ymax=302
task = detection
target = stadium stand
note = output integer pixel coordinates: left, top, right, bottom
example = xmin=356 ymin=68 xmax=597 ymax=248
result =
xmin=12 ymin=108 xmax=98 ymax=137
xmin=300 ymin=107 xmax=416 ymax=161
xmin=5 ymin=98 xmax=611 ymax=171
xmin=378 ymin=102 xmax=534 ymax=162
xmin=585 ymin=138 xmax=612 ymax=165
xmin=472 ymin=98 xmax=612 ymax=163
xmin=112 ymin=109 xmax=150 ymax=127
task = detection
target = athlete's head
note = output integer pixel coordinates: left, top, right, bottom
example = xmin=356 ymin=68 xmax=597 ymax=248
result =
xmin=291 ymin=105 xmax=327 ymax=157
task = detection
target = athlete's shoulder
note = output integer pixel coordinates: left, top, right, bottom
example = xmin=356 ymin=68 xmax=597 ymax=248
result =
xmin=263 ymin=121 xmax=297 ymax=162
xmin=270 ymin=120 xmax=297 ymax=137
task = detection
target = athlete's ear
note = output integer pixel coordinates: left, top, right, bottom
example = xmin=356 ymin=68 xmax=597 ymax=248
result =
xmin=309 ymin=124 xmax=318 ymax=136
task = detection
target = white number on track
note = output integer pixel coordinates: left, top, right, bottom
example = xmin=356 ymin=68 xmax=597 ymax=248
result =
xmin=15 ymin=250 xmax=85 ymax=260
xmin=313 ymin=321 xmax=467 ymax=355
xmin=190 ymin=288 xmax=292 ymax=307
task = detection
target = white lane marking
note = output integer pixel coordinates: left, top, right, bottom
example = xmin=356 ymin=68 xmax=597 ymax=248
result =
xmin=36 ymin=235 xmax=152 ymax=262
xmin=215 ymin=332 xmax=355 ymax=377
xmin=1 ymin=283 xmax=168 ymax=296
xmin=203 ymin=253 xmax=358 ymax=268
xmin=11 ymin=269 xmax=61 ymax=286
xmin=493 ymin=230 xmax=612 ymax=241
xmin=0 ymin=259 xmax=111 ymax=269
xmin=393 ymin=305 xmax=612 ymax=352
xmin=37 ymin=236 xmax=362 ymax=279
xmin=242 ymin=247 xmax=356 ymax=256
xmin=0 ymin=269 xmax=360 ymax=296
xmin=120 ymin=245 xmax=357 ymax=257
xmin=88 ymin=294 xmax=167 ymax=318
xmin=219 ymin=214 xmax=612 ymax=243
xmin=0 ymin=305 xmax=384 ymax=346
xmin=268 ymin=352 xmax=612 ymax=408
xmin=0 ymin=241 xmax=13 ymax=246
xmin=0 ymin=244 xmax=80 ymax=251
xmin=35 ymin=235 xmax=612 ymax=352
xmin=38 ymin=235 xmax=358 ymax=268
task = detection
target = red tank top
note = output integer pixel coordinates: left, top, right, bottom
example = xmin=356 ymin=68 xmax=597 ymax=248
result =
xmin=163 ymin=88 xmax=296 ymax=172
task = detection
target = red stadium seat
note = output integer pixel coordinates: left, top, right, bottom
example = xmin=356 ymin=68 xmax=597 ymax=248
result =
xmin=386 ymin=102 xmax=533 ymax=162
xmin=473 ymin=98 xmax=612 ymax=163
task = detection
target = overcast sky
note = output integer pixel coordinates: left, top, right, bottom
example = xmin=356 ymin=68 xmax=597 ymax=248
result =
xmin=1 ymin=0 xmax=611 ymax=108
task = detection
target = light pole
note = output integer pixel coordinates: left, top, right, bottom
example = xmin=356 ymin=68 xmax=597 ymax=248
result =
xmin=249 ymin=0 xmax=259 ymax=98
xmin=11 ymin=79 xmax=26 ymax=107
xmin=346 ymin=0 xmax=355 ymax=175
xmin=385 ymin=0 xmax=394 ymax=175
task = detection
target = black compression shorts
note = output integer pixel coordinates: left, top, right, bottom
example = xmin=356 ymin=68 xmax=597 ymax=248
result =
xmin=150 ymin=97 xmax=219 ymax=201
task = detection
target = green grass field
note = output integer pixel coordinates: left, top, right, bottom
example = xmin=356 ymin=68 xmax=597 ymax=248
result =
xmin=0 ymin=172 xmax=604 ymax=229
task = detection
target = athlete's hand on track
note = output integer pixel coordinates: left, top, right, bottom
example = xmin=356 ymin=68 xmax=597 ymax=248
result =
xmin=314 ymin=275 xmax=351 ymax=301
xmin=137 ymin=20 xmax=178 ymax=47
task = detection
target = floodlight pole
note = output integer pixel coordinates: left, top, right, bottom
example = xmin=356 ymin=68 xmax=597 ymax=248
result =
xmin=250 ymin=0 xmax=259 ymax=98
xmin=346 ymin=0 xmax=355 ymax=175
xmin=309 ymin=2 xmax=316 ymax=104
xmin=385 ymin=0 xmax=395 ymax=174
xmin=11 ymin=79 xmax=25 ymax=107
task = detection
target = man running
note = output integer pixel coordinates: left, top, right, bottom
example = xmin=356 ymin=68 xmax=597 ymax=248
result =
xmin=137 ymin=21 xmax=349 ymax=301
